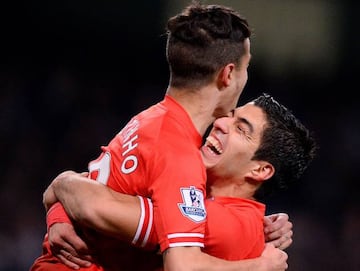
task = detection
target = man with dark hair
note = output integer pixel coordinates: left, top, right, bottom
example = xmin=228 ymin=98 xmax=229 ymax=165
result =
xmin=31 ymin=2 xmax=297 ymax=270
xmin=36 ymin=93 xmax=316 ymax=270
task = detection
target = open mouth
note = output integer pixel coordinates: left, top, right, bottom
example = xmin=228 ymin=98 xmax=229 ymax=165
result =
xmin=205 ymin=136 xmax=223 ymax=155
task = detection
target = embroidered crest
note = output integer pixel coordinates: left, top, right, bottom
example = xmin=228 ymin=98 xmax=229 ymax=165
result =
xmin=178 ymin=186 xmax=206 ymax=222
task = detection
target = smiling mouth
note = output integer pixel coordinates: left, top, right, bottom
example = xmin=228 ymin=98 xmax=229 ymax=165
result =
xmin=205 ymin=136 xmax=223 ymax=155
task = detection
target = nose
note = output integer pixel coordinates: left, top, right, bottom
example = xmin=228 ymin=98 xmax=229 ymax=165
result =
xmin=212 ymin=116 xmax=230 ymax=134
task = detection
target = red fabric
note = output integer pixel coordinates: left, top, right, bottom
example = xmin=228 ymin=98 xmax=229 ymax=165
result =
xmin=135 ymin=196 xmax=266 ymax=261
xmin=203 ymin=197 xmax=265 ymax=260
xmin=34 ymin=95 xmax=207 ymax=270
xmin=29 ymin=234 xmax=104 ymax=271
xmin=87 ymin=95 xmax=207 ymax=252
xmin=46 ymin=202 xmax=72 ymax=231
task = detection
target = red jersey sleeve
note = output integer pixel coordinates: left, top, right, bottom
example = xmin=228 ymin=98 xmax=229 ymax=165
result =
xmin=131 ymin=196 xmax=158 ymax=250
xmin=148 ymin=137 xmax=207 ymax=252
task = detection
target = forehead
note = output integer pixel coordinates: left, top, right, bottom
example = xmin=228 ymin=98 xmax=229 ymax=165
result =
xmin=233 ymin=103 xmax=267 ymax=127
xmin=235 ymin=102 xmax=261 ymax=114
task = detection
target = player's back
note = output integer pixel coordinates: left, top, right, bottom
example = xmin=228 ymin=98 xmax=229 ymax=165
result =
xmin=83 ymin=95 xmax=206 ymax=268
xmin=88 ymin=95 xmax=204 ymax=198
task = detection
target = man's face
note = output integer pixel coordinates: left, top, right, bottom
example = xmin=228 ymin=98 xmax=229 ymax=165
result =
xmin=201 ymin=102 xmax=266 ymax=184
xmin=234 ymin=38 xmax=251 ymax=101
xmin=218 ymin=38 xmax=252 ymax=116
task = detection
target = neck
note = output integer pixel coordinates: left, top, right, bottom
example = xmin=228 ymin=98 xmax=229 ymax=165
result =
xmin=208 ymin=180 xmax=258 ymax=200
xmin=166 ymin=86 xmax=217 ymax=136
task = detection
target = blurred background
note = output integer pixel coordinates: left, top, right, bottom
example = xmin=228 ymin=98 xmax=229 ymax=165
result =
xmin=1 ymin=0 xmax=359 ymax=270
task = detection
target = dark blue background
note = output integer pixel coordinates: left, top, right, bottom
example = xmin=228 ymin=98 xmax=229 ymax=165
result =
xmin=1 ymin=1 xmax=359 ymax=270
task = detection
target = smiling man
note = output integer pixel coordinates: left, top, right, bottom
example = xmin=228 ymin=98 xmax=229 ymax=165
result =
xmin=38 ymin=3 xmax=254 ymax=270
xmin=35 ymin=93 xmax=317 ymax=270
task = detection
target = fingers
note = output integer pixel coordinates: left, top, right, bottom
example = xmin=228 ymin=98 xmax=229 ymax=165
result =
xmin=52 ymin=242 xmax=93 ymax=269
xmin=62 ymin=241 xmax=93 ymax=261
xmin=56 ymin=249 xmax=80 ymax=270
xmin=65 ymin=232 xmax=90 ymax=252
xmin=278 ymin=235 xmax=293 ymax=250
xmin=62 ymin=227 xmax=93 ymax=261
xmin=264 ymin=213 xmax=290 ymax=233
xmin=58 ymin=248 xmax=92 ymax=269
xmin=261 ymin=243 xmax=289 ymax=270
xmin=265 ymin=226 xmax=293 ymax=242
xmin=266 ymin=230 xmax=293 ymax=250
xmin=264 ymin=213 xmax=292 ymax=243
xmin=48 ymin=223 xmax=93 ymax=268
xmin=264 ymin=212 xmax=293 ymax=251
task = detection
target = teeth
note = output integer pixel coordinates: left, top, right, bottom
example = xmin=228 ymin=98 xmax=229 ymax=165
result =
xmin=206 ymin=136 xmax=223 ymax=154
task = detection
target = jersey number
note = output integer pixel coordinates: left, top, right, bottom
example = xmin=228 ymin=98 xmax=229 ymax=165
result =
xmin=88 ymin=152 xmax=111 ymax=185
xmin=88 ymin=151 xmax=138 ymax=185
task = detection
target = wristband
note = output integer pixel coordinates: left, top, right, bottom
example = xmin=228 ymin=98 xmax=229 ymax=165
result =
xmin=46 ymin=202 xmax=72 ymax=231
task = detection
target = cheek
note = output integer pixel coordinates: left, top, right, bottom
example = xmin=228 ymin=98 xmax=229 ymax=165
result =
xmin=226 ymin=148 xmax=251 ymax=171
xmin=233 ymin=73 xmax=247 ymax=100
xmin=239 ymin=70 xmax=248 ymax=89
xmin=220 ymin=151 xmax=243 ymax=173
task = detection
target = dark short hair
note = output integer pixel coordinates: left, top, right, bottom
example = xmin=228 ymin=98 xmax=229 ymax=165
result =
xmin=166 ymin=1 xmax=251 ymax=89
xmin=252 ymin=93 xmax=317 ymax=200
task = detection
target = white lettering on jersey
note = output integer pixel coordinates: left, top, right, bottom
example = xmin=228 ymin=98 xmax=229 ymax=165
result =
xmin=122 ymin=134 xmax=138 ymax=156
xmin=121 ymin=118 xmax=139 ymax=142
xmin=88 ymin=119 xmax=140 ymax=185
xmin=121 ymin=154 xmax=138 ymax=174
xmin=120 ymin=119 xmax=140 ymax=174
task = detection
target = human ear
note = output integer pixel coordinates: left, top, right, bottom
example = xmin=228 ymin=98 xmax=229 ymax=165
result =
xmin=250 ymin=163 xmax=275 ymax=182
xmin=217 ymin=63 xmax=235 ymax=88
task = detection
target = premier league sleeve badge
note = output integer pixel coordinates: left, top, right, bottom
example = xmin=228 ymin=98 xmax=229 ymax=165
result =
xmin=178 ymin=186 xmax=206 ymax=222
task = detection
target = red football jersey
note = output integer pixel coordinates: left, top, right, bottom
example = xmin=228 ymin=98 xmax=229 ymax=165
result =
xmin=134 ymin=196 xmax=266 ymax=261
xmin=203 ymin=197 xmax=265 ymax=260
xmin=32 ymin=95 xmax=207 ymax=270
xmin=87 ymin=95 xmax=207 ymax=251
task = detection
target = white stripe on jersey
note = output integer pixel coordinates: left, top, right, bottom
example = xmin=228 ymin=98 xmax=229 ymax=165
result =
xmin=168 ymin=233 xmax=204 ymax=239
xmin=132 ymin=195 xmax=146 ymax=245
xmin=169 ymin=242 xmax=204 ymax=248
xmin=140 ymin=197 xmax=153 ymax=247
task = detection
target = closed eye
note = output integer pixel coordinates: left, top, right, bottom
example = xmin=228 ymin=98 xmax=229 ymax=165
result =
xmin=238 ymin=126 xmax=245 ymax=133
xmin=237 ymin=125 xmax=252 ymax=140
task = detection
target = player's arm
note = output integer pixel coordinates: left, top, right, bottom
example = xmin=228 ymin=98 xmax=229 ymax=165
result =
xmin=43 ymin=172 xmax=95 ymax=269
xmin=163 ymin=244 xmax=288 ymax=271
xmin=46 ymin=171 xmax=294 ymax=249
xmin=46 ymin=171 xmax=289 ymax=271
xmin=44 ymin=170 xmax=141 ymax=244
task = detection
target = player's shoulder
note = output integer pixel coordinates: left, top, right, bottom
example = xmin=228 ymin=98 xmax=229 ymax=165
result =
xmin=207 ymin=197 xmax=264 ymax=224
